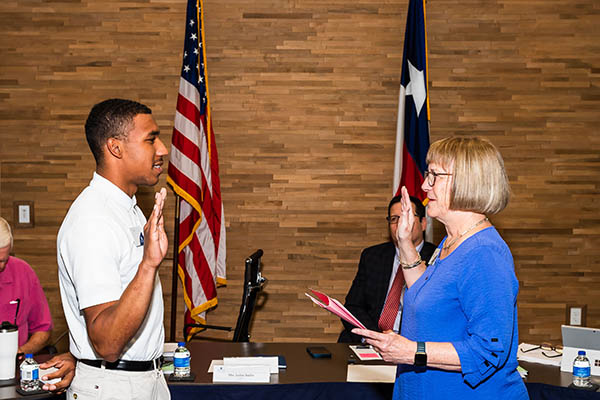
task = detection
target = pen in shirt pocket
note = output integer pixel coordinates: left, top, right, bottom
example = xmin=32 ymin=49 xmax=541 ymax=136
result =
xmin=10 ymin=298 xmax=20 ymax=325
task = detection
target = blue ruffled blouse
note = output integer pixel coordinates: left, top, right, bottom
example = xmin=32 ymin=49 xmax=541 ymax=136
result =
xmin=394 ymin=227 xmax=529 ymax=399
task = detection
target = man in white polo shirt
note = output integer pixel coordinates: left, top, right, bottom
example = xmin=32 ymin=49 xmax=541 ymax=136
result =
xmin=57 ymin=99 xmax=170 ymax=400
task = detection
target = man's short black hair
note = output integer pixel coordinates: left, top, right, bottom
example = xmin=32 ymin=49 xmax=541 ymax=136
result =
xmin=85 ymin=98 xmax=152 ymax=165
xmin=388 ymin=195 xmax=426 ymax=220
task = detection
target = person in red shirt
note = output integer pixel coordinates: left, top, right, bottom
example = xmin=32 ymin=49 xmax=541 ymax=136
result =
xmin=0 ymin=217 xmax=76 ymax=394
xmin=0 ymin=217 xmax=52 ymax=354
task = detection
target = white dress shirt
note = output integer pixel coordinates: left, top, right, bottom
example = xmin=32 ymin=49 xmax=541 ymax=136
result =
xmin=384 ymin=241 xmax=424 ymax=332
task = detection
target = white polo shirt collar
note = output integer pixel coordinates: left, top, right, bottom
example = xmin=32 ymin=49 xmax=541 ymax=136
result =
xmin=90 ymin=172 xmax=138 ymax=211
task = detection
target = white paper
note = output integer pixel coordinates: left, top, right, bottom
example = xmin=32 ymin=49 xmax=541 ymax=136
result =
xmin=517 ymin=343 xmax=562 ymax=367
xmin=213 ymin=365 xmax=270 ymax=383
xmin=40 ymin=367 xmax=61 ymax=385
xmin=163 ymin=342 xmax=178 ymax=359
xmin=347 ymin=364 xmax=396 ymax=383
xmin=224 ymin=356 xmax=279 ymax=374
xmin=207 ymin=359 xmax=223 ymax=373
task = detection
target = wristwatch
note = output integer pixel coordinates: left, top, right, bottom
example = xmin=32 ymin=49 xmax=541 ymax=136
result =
xmin=414 ymin=341 xmax=427 ymax=367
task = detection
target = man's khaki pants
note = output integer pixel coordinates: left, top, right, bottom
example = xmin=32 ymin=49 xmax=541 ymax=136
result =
xmin=67 ymin=361 xmax=170 ymax=400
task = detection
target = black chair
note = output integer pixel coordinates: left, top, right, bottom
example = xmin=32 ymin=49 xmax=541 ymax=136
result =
xmin=184 ymin=249 xmax=267 ymax=342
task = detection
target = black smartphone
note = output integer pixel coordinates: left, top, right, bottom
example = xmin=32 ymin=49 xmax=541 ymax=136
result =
xmin=306 ymin=346 xmax=332 ymax=359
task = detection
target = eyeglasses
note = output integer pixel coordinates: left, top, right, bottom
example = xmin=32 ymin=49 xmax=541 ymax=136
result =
xmin=424 ymin=170 xmax=452 ymax=186
xmin=386 ymin=214 xmax=419 ymax=224
xmin=520 ymin=343 xmax=563 ymax=358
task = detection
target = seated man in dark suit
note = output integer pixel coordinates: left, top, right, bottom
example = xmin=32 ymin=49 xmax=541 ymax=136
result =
xmin=338 ymin=195 xmax=436 ymax=343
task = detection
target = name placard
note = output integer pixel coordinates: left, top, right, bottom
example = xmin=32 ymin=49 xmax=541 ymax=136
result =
xmin=213 ymin=365 xmax=271 ymax=383
xmin=223 ymin=356 xmax=279 ymax=373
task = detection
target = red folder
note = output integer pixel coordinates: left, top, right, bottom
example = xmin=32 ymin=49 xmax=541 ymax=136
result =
xmin=305 ymin=289 xmax=366 ymax=329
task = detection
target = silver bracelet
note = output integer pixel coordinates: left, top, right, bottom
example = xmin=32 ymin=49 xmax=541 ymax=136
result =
xmin=400 ymin=255 xmax=423 ymax=270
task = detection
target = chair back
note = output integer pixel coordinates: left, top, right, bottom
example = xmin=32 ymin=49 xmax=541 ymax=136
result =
xmin=232 ymin=249 xmax=267 ymax=342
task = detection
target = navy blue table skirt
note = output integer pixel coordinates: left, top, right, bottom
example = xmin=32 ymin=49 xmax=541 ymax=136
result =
xmin=170 ymin=381 xmax=600 ymax=400
xmin=170 ymin=382 xmax=393 ymax=400
xmin=526 ymin=382 xmax=600 ymax=400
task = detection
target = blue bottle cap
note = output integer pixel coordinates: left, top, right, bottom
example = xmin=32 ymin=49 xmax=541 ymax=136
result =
xmin=578 ymin=350 xmax=586 ymax=356
xmin=25 ymin=353 xmax=33 ymax=358
xmin=178 ymin=341 xmax=186 ymax=346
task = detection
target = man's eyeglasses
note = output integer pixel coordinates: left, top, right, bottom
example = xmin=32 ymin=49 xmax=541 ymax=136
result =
xmin=424 ymin=170 xmax=452 ymax=186
xmin=386 ymin=214 xmax=419 ymax=224
xmin=520 ymin=343 xmax=563 ymax=358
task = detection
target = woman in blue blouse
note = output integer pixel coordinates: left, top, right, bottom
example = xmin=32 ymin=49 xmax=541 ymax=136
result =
xmin=353 ymin=137 xmax=528 ymax=399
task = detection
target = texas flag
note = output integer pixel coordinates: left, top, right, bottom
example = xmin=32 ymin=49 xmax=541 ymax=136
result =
xmin=392 ymin=0 xmax=430 ymax=202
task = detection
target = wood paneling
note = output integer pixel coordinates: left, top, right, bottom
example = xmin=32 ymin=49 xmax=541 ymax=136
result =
xmin=0 ymin=0 xmax=598 ymax=349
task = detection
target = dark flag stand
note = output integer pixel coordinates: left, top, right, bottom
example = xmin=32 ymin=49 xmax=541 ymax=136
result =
xmin=169 ymin=191 xmax=180 ymax=342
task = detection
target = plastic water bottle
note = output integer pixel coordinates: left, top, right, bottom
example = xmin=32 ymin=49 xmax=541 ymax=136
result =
xmin=173 ymin=341 xmax=191 ymax=377
xmin=573 ymin=350 xmax=591 ymax=388
xmin=20 ymin=354 xmax=40 ymax=392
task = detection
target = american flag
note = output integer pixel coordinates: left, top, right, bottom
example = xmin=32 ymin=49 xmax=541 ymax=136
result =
xmin=393 ymin=0 xmax=430 ymax=202
xmin=167 ymin=0 xmax=226 ymax=340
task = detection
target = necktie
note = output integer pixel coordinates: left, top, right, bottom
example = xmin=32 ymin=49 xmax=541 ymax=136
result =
xmin=378 ymin=268 xmax=404 ymax=331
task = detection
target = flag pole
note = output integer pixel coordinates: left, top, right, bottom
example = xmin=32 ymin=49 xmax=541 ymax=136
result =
xmin=169 ymin=192 xmax=181 ymax=342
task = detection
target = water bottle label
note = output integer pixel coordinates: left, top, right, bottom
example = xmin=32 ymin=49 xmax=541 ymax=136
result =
xmin=573 ymin=366 xmax=591 ymax=378
xmin=21 ymin=369 xmax=31 ymax=380
xmin=32 ymin=368 xmax=39 ymax=380
xmin=174 ymin=357 xmax=190 ymax=368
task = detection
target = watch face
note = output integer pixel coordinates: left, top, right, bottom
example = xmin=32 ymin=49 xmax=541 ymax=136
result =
xmin=414 ymin=352 xmax=427 ymax=367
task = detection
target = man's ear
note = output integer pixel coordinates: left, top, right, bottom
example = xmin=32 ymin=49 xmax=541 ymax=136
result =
xmin=420 ymin=216 xmax=428 ymax=232
xmin=106 ymin=137 xmax=123 ymax=159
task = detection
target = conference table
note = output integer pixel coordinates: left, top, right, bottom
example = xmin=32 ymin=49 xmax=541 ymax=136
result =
xmin=2 ymin=342 xmax=599 ymax=399
xmin=169 ymin=342 xmax=600 ymax=400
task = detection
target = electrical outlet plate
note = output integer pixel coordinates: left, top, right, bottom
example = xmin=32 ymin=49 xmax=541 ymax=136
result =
xmin=13 ymin=201 xmax=34 ymax=228
xmin=566 ymin=304 xmax=587 ymax=327
xmin=18 ymin=204 xmax=31 ymax=224
xmin=570 ymin=307 xmax=582 ymax=325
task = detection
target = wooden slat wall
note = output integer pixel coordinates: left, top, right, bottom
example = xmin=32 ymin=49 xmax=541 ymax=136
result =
xmin=0 ymin=0 xmax=598 ymax=350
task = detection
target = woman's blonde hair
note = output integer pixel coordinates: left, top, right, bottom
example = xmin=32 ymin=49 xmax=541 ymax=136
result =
xmin=0 ymin=217 xmax=13 ymax=248
xmin=427 ymin=137 xmax=510 ymax=214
